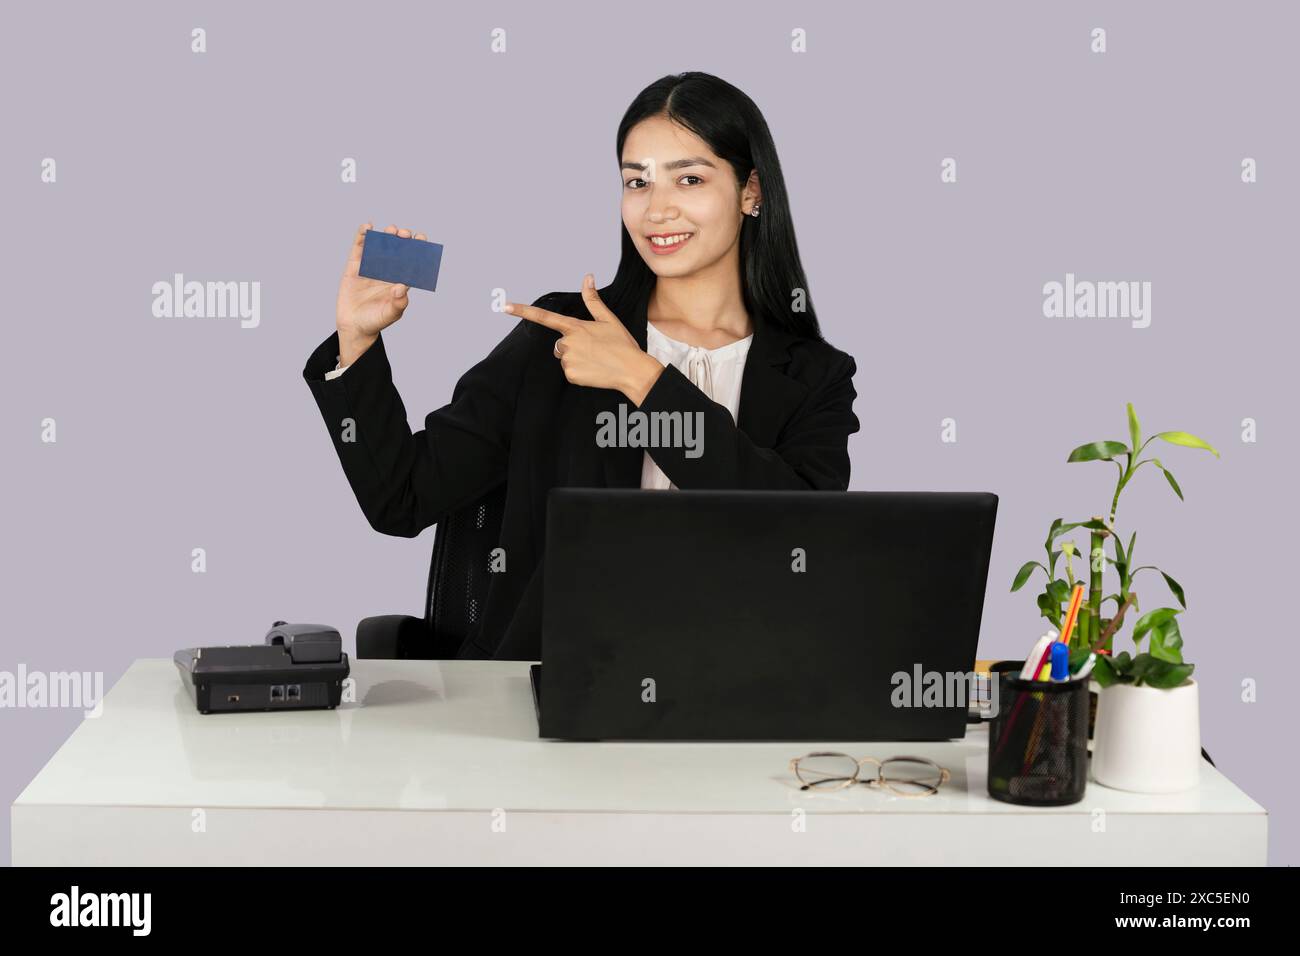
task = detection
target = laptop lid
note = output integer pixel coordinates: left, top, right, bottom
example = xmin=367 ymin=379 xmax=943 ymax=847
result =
xmin=539 ymin=489 xmax=998 ymax=741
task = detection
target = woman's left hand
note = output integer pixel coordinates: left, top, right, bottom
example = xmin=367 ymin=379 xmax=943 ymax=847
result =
xmin=504 ymin=274 xmax=664 ymax=404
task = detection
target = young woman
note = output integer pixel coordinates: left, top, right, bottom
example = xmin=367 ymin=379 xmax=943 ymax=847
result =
xmin=303 ymin=72 xmax=860 ymax=660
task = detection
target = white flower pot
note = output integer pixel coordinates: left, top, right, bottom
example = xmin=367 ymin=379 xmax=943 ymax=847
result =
xmin=1091 ymin=678 xmax=1201 ymax=793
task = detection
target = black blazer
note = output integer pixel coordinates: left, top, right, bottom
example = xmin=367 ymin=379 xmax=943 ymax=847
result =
xmin=303 ymin=281 xmax=861 ymax=660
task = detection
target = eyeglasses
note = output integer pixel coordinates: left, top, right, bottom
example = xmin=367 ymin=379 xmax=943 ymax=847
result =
xmin=788 ymin=752 xmax=951 ymax=797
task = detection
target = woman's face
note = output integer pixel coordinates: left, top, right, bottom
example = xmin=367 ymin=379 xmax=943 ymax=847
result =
xmin=620 ymin=115 xmax=757 ymax=279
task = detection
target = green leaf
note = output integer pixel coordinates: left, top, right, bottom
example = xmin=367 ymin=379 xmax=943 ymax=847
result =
xmin=1011 ymin=561 xmax=1044 ymax=592
xmin=1047 ymin=522 xmax=1077 ymax=544
xmin=1067 ymin=441 xmax=1130 ymax=463
xmin=1160 ymin=570 xmax=1187 ymax=609
xmin=1121 ymin=531 xmax=1136 ymax=591
xmin=1094 ymin=651 xmax=1136 ymax=687
xmin=1149 ymin=617 xmax=1184 ymax=664
xmin=1149 ymin=660 xmax=1196 ymax=686
xmin=1036 ymin=591 xmax=1062 ymax=625
xmin=1133 ymin=607 xmax=1180 ymax=643
xmin=1092 ymin=655 xmax=1118 ymax=687
xmin=1152 ymin=458 xmax=1185 ymax=500
xmin=1048 ymin=520 xmax=1109 ymax=546
xmin=1153 ymin=431 xmax=1220 ymax=458
xmin=1044 ymin=518 xmax=1063 ymax=554
xmin=1046 ymin=579 xmax=1073 ymax=605
xmin=1113 ymin=541 xmax=1129 ymax=589
xmin=1127 ymin=404 xmax=1142 ymax=458
xmin=1130 ymin=653 xmax=1195 ymax=688
xmin=1130 ymin=565 xmax=1163 ymax=590
xmin=1068 ymin=645 xmax=1094 ymax=671
xmin=1128 ymin=654 xmax=1160 ymax=683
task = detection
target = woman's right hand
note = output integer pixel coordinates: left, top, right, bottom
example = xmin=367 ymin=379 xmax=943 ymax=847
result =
xmin=335 ymin=222 xmax=428 ymax=364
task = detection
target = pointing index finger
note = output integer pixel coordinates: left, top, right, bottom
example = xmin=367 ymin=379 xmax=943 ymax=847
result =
xmin=504 ymin=301 xmax=577 ymax=334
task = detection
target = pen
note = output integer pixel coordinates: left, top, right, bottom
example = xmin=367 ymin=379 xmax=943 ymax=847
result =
xmin=1020 ymin=631 xmax=1058 ymax=680
xmin=1073 ymin=652 xmax=1098 ymax=681
xmin=1050 ymin=642 xmax=1071 ymax=682
xmin=1058 ymin=583 xmax=1086 ymax=646
xmin=1029 ymin=583 xmax=1086 ymax=681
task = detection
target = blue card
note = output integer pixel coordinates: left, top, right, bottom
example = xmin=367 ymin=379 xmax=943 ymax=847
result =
xmin=357 ymin=229 xmax=443 ymax=292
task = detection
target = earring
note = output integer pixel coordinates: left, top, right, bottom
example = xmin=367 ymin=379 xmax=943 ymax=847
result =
xmin=749 ymin=203 xmax=760 ymax=218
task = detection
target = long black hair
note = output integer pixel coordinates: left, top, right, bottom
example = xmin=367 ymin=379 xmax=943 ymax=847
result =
xmin=603 ymin=72 xmax=823 ymax=341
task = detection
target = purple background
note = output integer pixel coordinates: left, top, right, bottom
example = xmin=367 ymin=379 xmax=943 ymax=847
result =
xmin=2 ymin=0 xmax=1294 ymax=864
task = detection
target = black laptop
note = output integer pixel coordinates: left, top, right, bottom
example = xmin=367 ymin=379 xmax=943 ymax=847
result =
xmin=530 ymin=489 xmax=998 ymax=741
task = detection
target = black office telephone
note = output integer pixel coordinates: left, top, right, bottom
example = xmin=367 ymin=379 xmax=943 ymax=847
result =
xmin=174 ymin=621 xmax=350 ymax=714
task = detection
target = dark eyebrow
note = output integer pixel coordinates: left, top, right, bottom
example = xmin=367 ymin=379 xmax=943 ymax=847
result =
xmin=620 ymin=156 xmax=717 ymax=172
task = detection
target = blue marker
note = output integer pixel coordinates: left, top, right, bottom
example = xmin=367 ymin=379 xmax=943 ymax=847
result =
xmin=1050 ymin=642 xmax=1071 ymax=682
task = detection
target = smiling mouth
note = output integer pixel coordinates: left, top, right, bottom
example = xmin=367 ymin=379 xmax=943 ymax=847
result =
xmin=647 ymin=232 xmax=694 ymax=249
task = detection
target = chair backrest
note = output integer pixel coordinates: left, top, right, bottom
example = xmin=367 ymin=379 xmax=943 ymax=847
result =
xmin=423 ymin=482 xmax=508 ymax=658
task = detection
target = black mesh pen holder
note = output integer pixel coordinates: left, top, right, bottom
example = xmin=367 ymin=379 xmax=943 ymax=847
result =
xmin=987 ymin=660 xmax=1089 ymax=806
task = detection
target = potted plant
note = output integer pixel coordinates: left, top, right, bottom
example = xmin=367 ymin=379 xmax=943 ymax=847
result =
xmin=1010 ymin=403 xmax=1218 ymax=793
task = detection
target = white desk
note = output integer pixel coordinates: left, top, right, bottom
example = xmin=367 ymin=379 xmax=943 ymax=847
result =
xmin=11 ymin=659 xmax=1267 ymax=865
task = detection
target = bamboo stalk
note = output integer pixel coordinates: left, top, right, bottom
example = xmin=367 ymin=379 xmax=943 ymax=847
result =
xmin=1088 ymin=525 xmax=1106 ymax=651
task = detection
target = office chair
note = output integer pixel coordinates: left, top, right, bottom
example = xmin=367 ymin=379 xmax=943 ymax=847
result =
xmin=354 ymin=483 xmax=506 ymax=661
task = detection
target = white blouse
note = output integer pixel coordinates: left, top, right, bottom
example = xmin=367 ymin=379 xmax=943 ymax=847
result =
xmin=639 ymin=321 xmax=754 ymax=490
xmin=324 ymin=322 xmax=756 ymax=492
